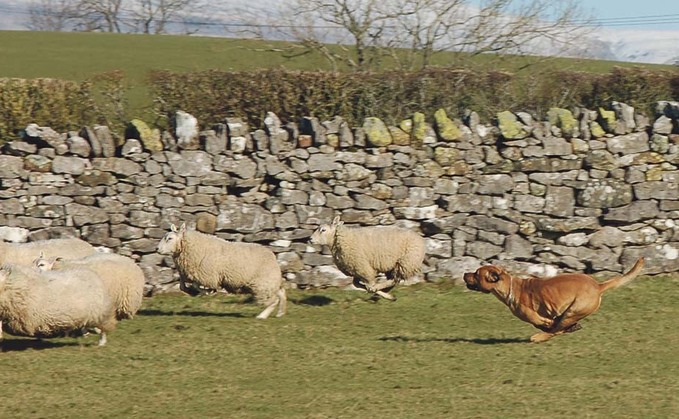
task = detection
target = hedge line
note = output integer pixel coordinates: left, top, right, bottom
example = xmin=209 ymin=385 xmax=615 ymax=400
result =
xmin=148 ymin=66 xmax=679 ymax=130
xmin=0 ymin=78 xmax=96 ymax=141
xmin=0 ymin=71 xmax=126 ymax=142
xmin=1 ymin=67 xmax=678 ymax=142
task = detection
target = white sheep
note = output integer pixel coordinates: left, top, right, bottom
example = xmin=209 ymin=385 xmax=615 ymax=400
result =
xmin=34 ymin=252 xmax=145 ymax=320
xmin=0 ymin=237 xmax=96 ymax=266
xmin=0 ymin=264 xmax=117 ymax=346
xmin=309 ymin=215 xmax=426 ymax=300
xmin=157 ymin=223 xmax=287 ymax=319
xmin=0 ymin=237 xmax=97 ymax=339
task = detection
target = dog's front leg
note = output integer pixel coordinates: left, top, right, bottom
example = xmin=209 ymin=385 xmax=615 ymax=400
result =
xmin=530 ymin=332 xmax=556 ymax=342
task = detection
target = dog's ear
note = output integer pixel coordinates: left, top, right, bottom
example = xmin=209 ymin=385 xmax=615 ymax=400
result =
xmin=487 ymin=267 xmax=506 ymax=283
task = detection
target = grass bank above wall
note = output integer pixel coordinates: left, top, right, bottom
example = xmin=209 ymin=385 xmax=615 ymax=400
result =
xmin=1 ymin=30 xmax=679 ymax=139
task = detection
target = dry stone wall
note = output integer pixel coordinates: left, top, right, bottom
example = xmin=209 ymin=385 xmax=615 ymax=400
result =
xmin=2 ymin=101 xmax=679 ymax=293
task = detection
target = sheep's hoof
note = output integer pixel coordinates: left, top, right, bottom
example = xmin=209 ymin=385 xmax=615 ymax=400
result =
xmin=97 ymin=333 xmax=107 ymax=347
xmin=368 ymin=291 xmax=397 ymax=301
xmin=180 ymin=285 xmax=201 ymax=297
xmin=376 ymin=291 xmax=397 ymax=301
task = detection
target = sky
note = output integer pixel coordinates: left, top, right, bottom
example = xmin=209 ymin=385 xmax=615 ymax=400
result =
xmin=586 ymin=0 xmax=679 ymax=31
xmin=1 ymin=0 xmax=679 ymax=32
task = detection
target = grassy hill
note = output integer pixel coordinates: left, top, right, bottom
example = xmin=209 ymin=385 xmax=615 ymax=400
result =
xmin=1 ymin=30 xmax=675 ymax=121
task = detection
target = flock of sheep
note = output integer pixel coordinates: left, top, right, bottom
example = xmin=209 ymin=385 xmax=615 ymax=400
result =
xmin=0 ymin=215 xmax=426 ymax=346
xmin=0 ymin=238 xmax=145 ymax=346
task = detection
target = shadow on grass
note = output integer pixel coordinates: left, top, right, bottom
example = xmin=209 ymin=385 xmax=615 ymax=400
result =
xmin=292 ymin=295 xmax=334 ymax=306
xmin=1 ymin=338 xmax=81 ymax=352
xmin=379 ymin=335 xmax=530 ymax=345
xmin=138 ymin=309 xmax=246 ymax=318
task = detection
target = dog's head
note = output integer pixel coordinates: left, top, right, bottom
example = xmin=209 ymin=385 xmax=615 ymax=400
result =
xmin=463 ymin=265 xmax=509 ymax=294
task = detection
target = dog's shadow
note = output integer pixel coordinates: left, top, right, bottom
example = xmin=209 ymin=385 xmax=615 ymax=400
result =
xmin=379 ymin=335 xmax=529 ymax=345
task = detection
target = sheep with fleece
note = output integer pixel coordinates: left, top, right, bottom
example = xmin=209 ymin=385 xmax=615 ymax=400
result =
xmin=0 ymin=237 xmax=96 ymax=266
xmin=34 ymin=252 xmax=145 ymax=320
xmin=0 ymin=264 xmax=117 ymax=346
xmin=0 ymin=237 xmax=98 ymax=339
xmin=309 ymin=215 xmax=426 ymax=300
xmin=157 ymin=223 xmax=287 ymax=319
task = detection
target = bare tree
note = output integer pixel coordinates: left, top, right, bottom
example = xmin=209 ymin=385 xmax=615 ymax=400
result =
xmin=27 ymin=0 xmax=78 ymax=31
xmin=127 ymin=0 xmax=197 ymax=34
xmin=448 ymin=0 xmax=596 ymax=67
xmin=263 ymin=0 xmax=595 ymax=71
xmin=72 ymin=0 xmax=125 ymax=32
xmin=27 ymin=0 xmax=205 ymax=34
xmin=379 ymin=0 xmax=469 ymax=70
xmin=283 ymin=0 xmax=408 ymax=71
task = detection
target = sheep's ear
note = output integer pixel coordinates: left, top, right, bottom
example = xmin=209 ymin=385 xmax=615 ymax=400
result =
xmin=170 ymin=223 xmax=178 ymax=232
xmin=331 ymin=215 xmax=343 ymax=226
xmin=179 ymin=223 xmax=187 ymax=234
xmin=38 ymin=251 xmax=45 ymax=258
xmin=0 ymin=265 xmax=10 ymax=282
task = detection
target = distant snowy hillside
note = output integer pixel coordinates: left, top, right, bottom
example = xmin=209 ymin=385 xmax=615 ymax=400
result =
xmin=593 ymin=28 xmax=679 ymax=65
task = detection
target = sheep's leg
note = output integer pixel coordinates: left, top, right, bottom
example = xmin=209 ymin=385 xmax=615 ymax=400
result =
xmin=361 ymin=279 xmax=399 ymax=301
xmin=193 ymin=286 xmax=216 ymax=296
xmin=352 ymin=277 xmax=368 ymax=291
xmin=359 ymin=280 xmax=397 ymax=301
xmin=275 ymin=288 xmax=287 ymax=318
xmin=179 ymin=275 xmax=204 ymax=296
xmin=373 ymin=290 xmax=397 ymax=301
xmin=256 ymin=299 xmax=278 ymax=320
xmin=97 ymin=332 xmax=107 ymax=347
xmin=372 ymin=279 xmax=397 ymax=291
xmin=0 ymin=320 xmax=3 ymax=341
xmin=179 ymin=275 xmax=195 ymax=295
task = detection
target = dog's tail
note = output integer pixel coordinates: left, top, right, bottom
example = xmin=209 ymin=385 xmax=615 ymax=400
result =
xmin=599 ymin=257 xmax=645 ymax=293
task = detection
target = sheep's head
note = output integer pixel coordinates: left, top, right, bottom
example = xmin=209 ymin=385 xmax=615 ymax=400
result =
xmin=32 ymin=251 xmax=59 ymax=271
xmin=310 ymin=215 xmax=343 ymax=246
xmin=157 ymin=223 xmax=186 ymax=255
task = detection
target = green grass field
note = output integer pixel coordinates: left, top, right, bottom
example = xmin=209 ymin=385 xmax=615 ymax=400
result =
xmin=0 ymin=277 xmax=676 ymax=418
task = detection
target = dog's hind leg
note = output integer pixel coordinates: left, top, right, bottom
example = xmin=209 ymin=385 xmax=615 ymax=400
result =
xmin=530 ymin=307 xmax=588 ymax=343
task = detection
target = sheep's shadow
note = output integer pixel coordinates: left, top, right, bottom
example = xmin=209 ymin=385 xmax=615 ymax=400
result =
xmin=1 ymin=338 xmax=82 ymax=352
xmin=292 ymin=295 xmax=334 ymax=306
xmin=379 ymin=335 xmax=530 ymax=345
xmin=138 ymin=309 xmax=246 ymax=318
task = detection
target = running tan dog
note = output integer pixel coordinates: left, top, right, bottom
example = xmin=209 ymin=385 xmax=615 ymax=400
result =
xmin=463 ymin=258 xmax=645 ymax=343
